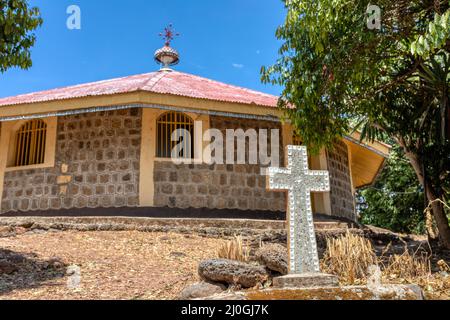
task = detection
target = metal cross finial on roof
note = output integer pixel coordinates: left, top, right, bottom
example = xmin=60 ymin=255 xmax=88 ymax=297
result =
xmin=159 ymin=24 xmax=180 ymax=46
xmin=155 ymin=24 xmax=180 ymax=70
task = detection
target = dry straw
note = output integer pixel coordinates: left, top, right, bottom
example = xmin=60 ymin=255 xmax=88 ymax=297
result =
xmin=321 ymin=231 xmax=378 ymax=284
xmin=321 ymin=231 xmax=433 ymax=286
xmin=382 ymin=247 xmax=431 ymax=280
xmin=217 ymin=236 xmax=250 ymax=262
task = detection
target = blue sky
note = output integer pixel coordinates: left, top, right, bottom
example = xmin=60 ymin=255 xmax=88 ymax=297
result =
xmin=0 ymin=0 xmax=286 ymax=98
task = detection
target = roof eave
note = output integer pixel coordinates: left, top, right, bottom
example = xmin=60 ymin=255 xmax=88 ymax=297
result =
xmin=0 ymin=91 xmax=281 ymax=121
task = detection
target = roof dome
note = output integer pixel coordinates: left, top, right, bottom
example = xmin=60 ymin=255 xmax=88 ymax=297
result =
xmin=154 ymin=45 xmax=179 ymax=70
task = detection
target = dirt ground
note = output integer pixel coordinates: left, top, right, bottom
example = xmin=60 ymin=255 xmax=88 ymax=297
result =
xmin=1 ymin=227 xmax=449 ymax=300
xmin=0 ymin=230 xmax=223 ymax=300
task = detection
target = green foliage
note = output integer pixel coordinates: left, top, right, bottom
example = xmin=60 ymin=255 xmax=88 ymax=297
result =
xmin=411 ymin=10 xmax=450 ymax=58
xmin=262 ymin=0 xmax=384 ymax=152
xmin=262 ymin=1 xmax=449 ymax=149
xmin=263 ymin=0 xmax=450 ymax=238
xmin=358 ymin=145 xmax=425 ymax=234
xmin=0 ymin=0 xmax=42 ymax=72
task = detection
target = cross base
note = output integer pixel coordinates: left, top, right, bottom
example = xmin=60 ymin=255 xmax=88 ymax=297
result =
xmin=273 ymin=273 xmax=339 ymax=289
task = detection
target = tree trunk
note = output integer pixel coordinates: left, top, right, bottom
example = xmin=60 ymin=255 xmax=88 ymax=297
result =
xmin=404 ymin=150 xmax=450 ymax=249
xmin=425 ymin=207 xmax=438 ymax=240
xmin=425 ymin=186 xmax=450 ymax=249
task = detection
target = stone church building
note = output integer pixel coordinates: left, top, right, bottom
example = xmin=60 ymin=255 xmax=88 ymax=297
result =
xmin=0 ymin=42 xmax=389 ymax=221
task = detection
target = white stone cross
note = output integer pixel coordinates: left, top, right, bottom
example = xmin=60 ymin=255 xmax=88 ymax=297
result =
xmin=266 ymin=146 xmax=330 ymax=274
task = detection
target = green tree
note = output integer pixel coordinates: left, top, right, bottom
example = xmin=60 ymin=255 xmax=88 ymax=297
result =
xmin=358 ymin=144 xmax=425 ymax=235
xmin=0 ymin=0 xmax=42 ymax=72
xmin=263 ymin=1 xmax=450 ymax=247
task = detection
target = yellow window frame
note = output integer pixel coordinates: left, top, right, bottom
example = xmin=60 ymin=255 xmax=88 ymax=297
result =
xmin=2 ymin=117 xmax=57 ymax=172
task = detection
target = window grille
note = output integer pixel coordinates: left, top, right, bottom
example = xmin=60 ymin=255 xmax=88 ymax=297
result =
xmin=14 ymin=120 xmax=47 ymax=167
xmin=156 ymin=112 xmax=194 ymax=159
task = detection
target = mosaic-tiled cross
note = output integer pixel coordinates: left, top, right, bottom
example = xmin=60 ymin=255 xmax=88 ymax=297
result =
xmin=267 ymin=146 xmax=330 ymax=274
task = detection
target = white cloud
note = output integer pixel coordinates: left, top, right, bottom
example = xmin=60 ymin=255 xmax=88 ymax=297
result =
xmin=232 ymin=63 xmax=244 ymax=69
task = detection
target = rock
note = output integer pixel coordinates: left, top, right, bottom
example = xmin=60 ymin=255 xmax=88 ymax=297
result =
xmin=198 ymin=259 xmax=269 ymax=288
xmin=170 ymin=252 xmax=187 ymax=258
xmin=6 ymin=254 xmax=27 ymax=264
xmin=197 ymin=292 xmax=247 ymax=300
xmin=273 ymin=273 xmax=339 ymax=288
xmin=179 ymin=282 xmax=226 ymax=300
xmin=30 ymin=230 xmax=47 ymax=235
xmin=201 ymin=285 xmax=424 ymax=300
xmin=0 ymin=226 xmax=11 ymax=233
xmin=0 ymin=226 xmax=15 ymax=238
xmin=18 ymin=222 xmax=35 ymax=229
xmin=0 ymin=260 xmax=19 ymax=275
xmin=255 ymin=244 xmax=288 ymax=275
xmin=31 ymin=223 xmax=49 ymax=231
xmin=66 ymin=265 xmax=81 ymax=276
xmin=39 ymin=257 xmax=64 ymax=270
xmin=48 ymin=257 xmax=64 ymax=269
xmin=14 ymin=227 xmax=28 ymax=235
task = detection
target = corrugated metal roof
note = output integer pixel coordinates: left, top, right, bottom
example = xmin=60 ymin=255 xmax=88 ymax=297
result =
xmin=0 ymin=70 xmax=279 ymax=108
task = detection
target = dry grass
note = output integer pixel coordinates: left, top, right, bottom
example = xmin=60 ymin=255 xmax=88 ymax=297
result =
xmin=382 ymin=246 xmax=431 ymax=279
xmin=320 ymin=232 xmax=449 ymax=299
xmin=217 ymin=236 xmax=250 ymax=262
xmin=321 ymin=231 xmax=378 ymax=284
xmin=437 ymin=259 xmax=450 ymax=272
xmin=379 ymin=245 xmax=448 ymax=300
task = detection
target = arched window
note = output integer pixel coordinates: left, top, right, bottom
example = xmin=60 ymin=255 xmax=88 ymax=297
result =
xmin=156 ymin=112 xmax=194 ymax=159
xmin=14 ymin=119 xmax=47 ymax=167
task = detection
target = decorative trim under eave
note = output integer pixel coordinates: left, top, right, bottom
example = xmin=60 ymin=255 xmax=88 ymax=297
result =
xmin=0 ymin=103 xmax=280 ymax=123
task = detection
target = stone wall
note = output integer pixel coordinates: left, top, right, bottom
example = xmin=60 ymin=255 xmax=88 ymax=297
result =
xmin=1 ymin=109 xmax=358 ymax=220
xmin=153 ymin=116 xmax=286 ymax=212
xmin=154 ymin=162 xmax=285 ymax=212
xmin=1 ymin=109 xmax=141 ymax=213
xmin=327 ymin=141 xmax=355 ymax=220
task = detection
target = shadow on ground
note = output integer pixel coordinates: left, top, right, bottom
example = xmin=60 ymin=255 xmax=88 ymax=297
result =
xmin=0 ymin=248 xmax=67 ymax=296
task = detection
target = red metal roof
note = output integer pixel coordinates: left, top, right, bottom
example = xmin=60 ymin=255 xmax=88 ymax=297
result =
xmin=0 ymin=70 xmax=279 ymax=108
